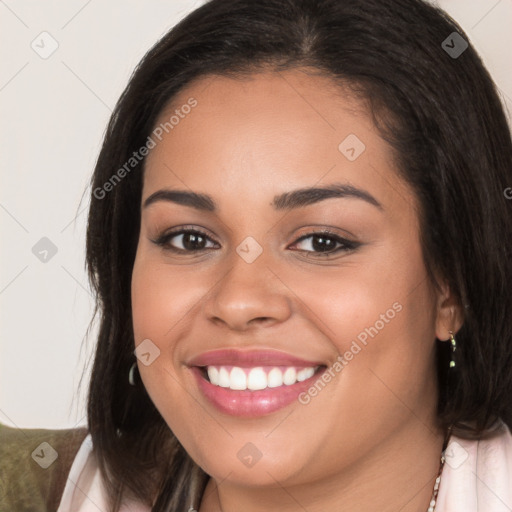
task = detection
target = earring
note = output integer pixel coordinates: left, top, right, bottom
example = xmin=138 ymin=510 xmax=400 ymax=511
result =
xmin=128 ymin=362 xmax=137 ymax=386
xmin=448 ymin=331 xmax=457 ymax=368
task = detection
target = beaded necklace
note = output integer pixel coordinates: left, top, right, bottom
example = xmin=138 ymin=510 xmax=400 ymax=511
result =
xmin=427 ymin=451 xmax=446 ymax=511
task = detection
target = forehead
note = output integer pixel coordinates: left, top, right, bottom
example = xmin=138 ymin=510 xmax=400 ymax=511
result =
xmin=152 ymin=69 xmax=369 ymax=147
xmin=142 ymin=69 xmax=413 ymax=215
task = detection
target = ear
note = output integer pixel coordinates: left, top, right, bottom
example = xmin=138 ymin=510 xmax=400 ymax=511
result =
xmin=434 ymin=281 xmax=464 ymax=341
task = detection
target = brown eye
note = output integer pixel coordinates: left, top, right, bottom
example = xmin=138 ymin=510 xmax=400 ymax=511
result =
xmin=178 ymin=232 xmax=208 ymax=251
xmin=290 ymin=232 xmax=360 ymax=255
xmin=153 ymin=229 xmax=218 ymax=253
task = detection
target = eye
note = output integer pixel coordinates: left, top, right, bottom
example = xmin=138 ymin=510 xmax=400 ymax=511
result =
xmin=289 ymin=231 xmax=360 ymax=256
xmin=151 ymin=228 xmax=218 ymax=253
xmin=151 ymin=227 xmax=359 ymax=257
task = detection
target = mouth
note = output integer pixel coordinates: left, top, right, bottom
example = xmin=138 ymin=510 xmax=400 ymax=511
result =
xmin=200 ymin=364 xmax=320 ymax=390
xmin=188 ymin=350 xmax=327 ymax=417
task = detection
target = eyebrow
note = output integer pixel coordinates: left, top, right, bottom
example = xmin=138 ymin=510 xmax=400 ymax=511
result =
xmin=272 ymin=183 xmax=383 ymax=211
xmin=143 ymin=183 xmax=383 ymax=212
xmin=144 ymin=189 xmax=216 ymax=211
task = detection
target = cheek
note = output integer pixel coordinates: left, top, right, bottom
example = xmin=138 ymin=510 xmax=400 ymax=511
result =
xmin=278 ymin=247 xmax=423 ymax=353
xmin=131 ymin=252 xmax=205 ymax=344
xmin=130 ymin=250 xmax=215 ymax=409
xmin=130 ymin=253 xmax=195 ymax=425
xmin=130 ymin=253 xmax=184 ymax=396
xmin=284 ymin=237 xmax=437 ymax=402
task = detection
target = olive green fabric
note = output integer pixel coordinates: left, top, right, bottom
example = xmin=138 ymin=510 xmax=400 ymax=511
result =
xmin=0 ymin=423 xmax=88 ymax=512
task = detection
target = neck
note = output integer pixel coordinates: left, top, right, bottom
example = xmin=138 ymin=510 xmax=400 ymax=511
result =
xmin=198 ymin=419 xmax=445 ymax=512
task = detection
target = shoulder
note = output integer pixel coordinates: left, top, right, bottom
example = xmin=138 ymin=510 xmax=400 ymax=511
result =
xmin=437 ymin=421 xmax=512 ymax=512
xmin=0 ymin=422 xmax=88 ymax=512
xmin=57 ymin=432 xmax=151 ymax=512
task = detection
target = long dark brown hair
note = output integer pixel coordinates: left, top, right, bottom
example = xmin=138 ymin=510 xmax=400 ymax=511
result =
xmin=85 ymin=0 xmax=512 ymax=509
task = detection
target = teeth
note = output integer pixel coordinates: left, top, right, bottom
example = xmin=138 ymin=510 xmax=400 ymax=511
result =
xmin=204 ymin=365 xmax=317 ymax=391
xmin=247 ymin=367 xmax=267 ymax=390
xmin=297 ymin=367 xmax=315 ymax=382
xmin=230 ymin=367 xmax=247 ymax=390
xmin=218 ymin=367 xmax=230 ymax=388
xmin=283 ymin=367 xmax=297 ymax=385
xmin=207 ymin=366 xmax=219 ymax=385
xmin=267 ymin=367 xmax=283 ymax=388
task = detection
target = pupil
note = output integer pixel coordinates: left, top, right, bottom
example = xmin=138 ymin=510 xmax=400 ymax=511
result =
xmin=184 ymin=233 xmax=205 ymax=250
xmin=312 ymin=235 xmax=335 ymax=252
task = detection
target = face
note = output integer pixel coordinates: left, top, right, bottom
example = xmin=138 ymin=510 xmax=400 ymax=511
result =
xmin=131 ymin=69 xmax=451 ymax=489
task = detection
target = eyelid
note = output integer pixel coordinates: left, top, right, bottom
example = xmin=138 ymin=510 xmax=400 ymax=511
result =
xmin=289 ymin=225 xmax=358 ymax=240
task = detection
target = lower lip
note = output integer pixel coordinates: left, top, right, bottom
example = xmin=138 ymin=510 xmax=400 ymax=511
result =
xmin=191 ymin=367 xmax=324 ymax=417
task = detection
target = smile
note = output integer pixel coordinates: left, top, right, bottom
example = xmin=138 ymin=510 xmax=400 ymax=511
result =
xmin=188 ymin=349 xmax=326 ymax=417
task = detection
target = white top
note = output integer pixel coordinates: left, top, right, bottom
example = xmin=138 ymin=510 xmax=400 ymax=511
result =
xmin=58 ymin=425 xmax=512 ymax=512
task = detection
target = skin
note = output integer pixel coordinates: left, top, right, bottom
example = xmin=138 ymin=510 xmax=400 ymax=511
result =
xmin=131 ymin=68 xmax=463 ymax=512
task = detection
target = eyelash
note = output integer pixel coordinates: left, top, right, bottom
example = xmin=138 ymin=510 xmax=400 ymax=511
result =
xmin=151 ymin=226 xmax=360 ymax=257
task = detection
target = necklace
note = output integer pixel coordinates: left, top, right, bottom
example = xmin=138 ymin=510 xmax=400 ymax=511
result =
xmin=427 ymin=444 xmax=448 ymax=512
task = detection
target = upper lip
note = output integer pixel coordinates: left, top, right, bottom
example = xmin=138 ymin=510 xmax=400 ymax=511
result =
xmin=187 ymin=349 xmax=324 ymax=368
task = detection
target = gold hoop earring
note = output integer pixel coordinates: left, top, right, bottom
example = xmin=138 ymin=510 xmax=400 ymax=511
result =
xmin=448 ymin=331 xmax=457 ymax=368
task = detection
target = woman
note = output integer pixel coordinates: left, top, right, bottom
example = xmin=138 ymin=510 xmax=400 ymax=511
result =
xmin=5 ymin=0 xmax=511 ymax=510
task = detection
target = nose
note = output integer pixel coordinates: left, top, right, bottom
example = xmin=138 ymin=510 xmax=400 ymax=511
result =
xmin=203 ymin=247 xmax=292 ymax=332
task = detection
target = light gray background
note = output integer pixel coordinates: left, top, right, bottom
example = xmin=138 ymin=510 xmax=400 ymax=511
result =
xmin=1 ymin=0 xmax=511 ymax=429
